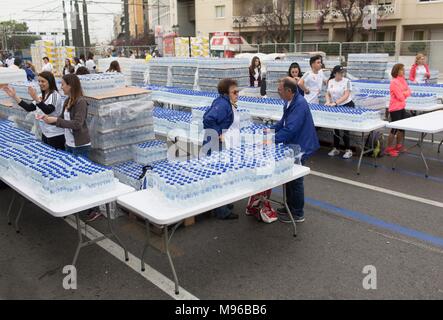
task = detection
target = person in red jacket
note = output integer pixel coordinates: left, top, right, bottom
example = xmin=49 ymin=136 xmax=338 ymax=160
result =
xmin=385 ymin=64 xmax=411 ymax=157
xmin=409 ymin=53 xmax=431 ymax=84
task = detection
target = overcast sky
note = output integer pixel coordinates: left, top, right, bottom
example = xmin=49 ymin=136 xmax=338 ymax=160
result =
xmin=0 ymin=0 xmax=123 ymax=44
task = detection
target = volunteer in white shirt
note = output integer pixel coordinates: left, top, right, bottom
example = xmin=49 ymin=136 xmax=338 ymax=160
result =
xmin=325 ymin=65 xmax=355 ymax=159
xmin=8 ymin=58 xmax=20 ymax=70
xmin=409 ymin=53 xmax=431 ymax=84
xmin=2 ymin=71 xmax=66 ymax=149
xmin=5 ymin=55 xmax=14 ymax=68
xmin=73 ymin=57 xmax=83 ymax=72
xmin=41 ymin=57 xmax=53 ymax=73
xmin=85 ymin=52 xmax=96 ymax=73
xmin=298 ymin=55 xmax=327 ymax=104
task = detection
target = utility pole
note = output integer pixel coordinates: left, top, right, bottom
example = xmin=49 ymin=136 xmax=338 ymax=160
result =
xmin=62 ymin=0 xmax=70 ymax=46
xmin=70 ymin=1 xmax=78 ymax=48
xmin=82 ymin=0 xmax=90 ymax=48
xmin=74 ymin=0 xmax=84 ymax=49
xmin=123 ymin=0 xmax=130 ymax=47
xmin=143 ymin=0 xmax=149 ymax=38
xmin=289 ymin=0 xmax=295 ymax=50
xmin=157 ymin=0 xmax=161 ymax=26
xmin=300 ymin=0 xmax=305 ymax=44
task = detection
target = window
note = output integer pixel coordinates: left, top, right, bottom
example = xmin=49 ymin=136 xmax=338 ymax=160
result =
xmin=413 ymin=30 xmax=425 ymax=40
xmin=376 ymin=32 xmax=385 ymax=41
xmin=215 ymin=5 xmax=225 ymax=18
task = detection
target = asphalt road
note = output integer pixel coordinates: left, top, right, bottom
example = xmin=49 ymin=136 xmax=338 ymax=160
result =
xmin=1 ymin=132 xmax=443 ymax=299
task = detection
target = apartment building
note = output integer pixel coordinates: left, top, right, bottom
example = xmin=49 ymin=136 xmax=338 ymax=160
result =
xmin=148 ymin=0 xmax=196 ymax=37
xmin=195 ymin=0 xmax=443 ymax=45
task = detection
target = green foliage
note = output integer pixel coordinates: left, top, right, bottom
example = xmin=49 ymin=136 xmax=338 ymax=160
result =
xmin=0 ymin=20 xmax=41 ymax=50
xmin=408 ymin=42 xmax=427 ymax=55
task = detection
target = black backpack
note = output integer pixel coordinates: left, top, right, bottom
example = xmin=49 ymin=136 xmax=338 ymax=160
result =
xmin=364 ymin=131 xmax=385 ymax=158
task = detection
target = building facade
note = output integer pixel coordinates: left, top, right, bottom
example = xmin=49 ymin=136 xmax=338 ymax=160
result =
xmin=127 ymin=0 xmax=150 ymax=38
xmin=194 ymin=0 xmax=443 ymax=45
xmin=148 ymin=0 xmax=196 ymax=37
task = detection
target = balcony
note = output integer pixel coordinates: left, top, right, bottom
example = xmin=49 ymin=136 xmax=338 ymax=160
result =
xmin=232 ymin=3 xmax=397 ymax=28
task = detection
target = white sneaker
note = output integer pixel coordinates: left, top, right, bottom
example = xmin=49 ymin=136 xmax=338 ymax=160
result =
xmin=343 ymin=150 xmax=353 ymax=159
xmin=328 ymin=148 xmax=340 ymax=157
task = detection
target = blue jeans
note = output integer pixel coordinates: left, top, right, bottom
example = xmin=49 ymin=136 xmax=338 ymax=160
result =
xmin=286 ymin=176 xmax=304 ymax=218
xmin=65 ymin=145 xmax=91 ymax=158
xmin=286 ymin=159 xmax=305 ymax=218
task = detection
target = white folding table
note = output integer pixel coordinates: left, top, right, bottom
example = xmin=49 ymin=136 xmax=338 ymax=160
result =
xmin=117 ymin=165 xmax=310 ymax=295
xmin=405 ymin=104 xmax=443 ymax=113
xmin=264 ymin=114 xmax=388 ymax=175
xmin=386 ymin=110 xmax=443 ymax=177
xmin=1 ymin=174 xmax=134 ymax=266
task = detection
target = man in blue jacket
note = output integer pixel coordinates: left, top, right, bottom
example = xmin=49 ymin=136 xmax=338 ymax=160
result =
xmin=271 ymin=77 xmax=319 ymax=223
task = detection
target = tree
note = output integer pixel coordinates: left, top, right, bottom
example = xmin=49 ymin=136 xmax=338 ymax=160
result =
xmin=0 ymin=20 xmax=41 ymax=51
xmin=315 ymin=0 xmax=375 ymax=42
xmin=241 ymin=0 xmax=291 ymax=44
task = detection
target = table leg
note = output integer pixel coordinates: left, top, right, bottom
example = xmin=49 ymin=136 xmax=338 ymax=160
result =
xmin=72 ymin=213 xmax=83 ymax=266
xmin=357 ymin=132 xmax=365 ymax=176
xmin=282 ymin=184 xmax=297 ymax=238
xmin=105 ymin=203 xmax=129 ymax=262
xmin=141 ymin=220 xmax=151 ymax=272
xmin=418 ymin=133 xmax=430 ymax=178
xmin=14 ymin=197 xmax=25 ymax=234
xmin=164 ymin=221 xmax=183 ymax=295
xmin=371 ymin=133 xmax=378 ymax=169
xmin=6 ymin=192 xmax=16 ymax=226
xmin=438 ymin=139 xmax=443 ymax=154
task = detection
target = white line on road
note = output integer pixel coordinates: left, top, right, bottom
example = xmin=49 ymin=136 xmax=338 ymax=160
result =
xmin=310 ymin=170 xmax=443 ymax=209
xmin=64 ymin=216 xmax=199 ymax=300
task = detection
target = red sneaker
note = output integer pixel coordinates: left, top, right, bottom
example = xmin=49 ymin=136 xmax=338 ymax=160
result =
xmin=395 ymin=144 xmax=406 ymax=153
xmin=385 ymin=147 xmax=399 ymax=157
xmin=259 ymin=200 xmax=278 ymax=224
xmin=246 ymin=195 xmax=261 ymax=216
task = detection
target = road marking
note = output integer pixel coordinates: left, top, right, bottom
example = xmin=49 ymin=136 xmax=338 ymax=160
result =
xmin=305 ymin=197 xmax=443 ymax=248
xmin=368 ymin=229 xmax=443 ymax=255
xmin=64 ymin=216 xmax=199 ymax=300
xmin=310 ymin=170 xmax=443 ymax=209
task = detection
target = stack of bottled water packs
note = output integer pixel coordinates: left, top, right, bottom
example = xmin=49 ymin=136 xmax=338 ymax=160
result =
xmin=310 ymin=104 xmax=382 ymax=126
xmin=88 ymin=97 xmax=155 ymax=165
xmin=112 ymin=161 xmax=145 ymax=190
xmin=78 ymin=73 xmax=126 ymax=96
xmin=0 ymin=120 xmax=117 ymax=202
xmin=140 ymin=143 xmax=299 ymax=203
xmin=133 ymin=140 xmax=168 ymax=165
xmin=353 ymin=80 xmax=443 ymax=97
xmin=153 ymin=106 xmax=253 ymax=143
xmin=146 ymin=58 xmax=250 ymax=92
xmin=356 ymin=88 xmax=438 ymax=109
xmin=148 ymin=86 xmax=383 ymax=126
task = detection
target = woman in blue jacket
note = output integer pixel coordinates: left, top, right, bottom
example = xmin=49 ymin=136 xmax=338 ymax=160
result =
xmin=202 ymin=78 xmax=239 ymax=220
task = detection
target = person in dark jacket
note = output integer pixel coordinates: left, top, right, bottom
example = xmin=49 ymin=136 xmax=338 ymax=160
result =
xmin=202 ymin=78 xmax=239 ymax=220
xmin=249 ymin=56 xmax=262 ymax=87
xmin=24 ymin=61 xmax=36 ymax=81
xmin=288 ymin=62 xmax=304 ymax=96
xmin=270 ymin=77 xmax=319 ymax=223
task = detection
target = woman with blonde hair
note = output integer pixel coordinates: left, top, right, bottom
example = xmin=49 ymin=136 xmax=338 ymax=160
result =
xmin=409 ymin=53 xmax=431 ymax=84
